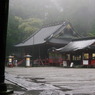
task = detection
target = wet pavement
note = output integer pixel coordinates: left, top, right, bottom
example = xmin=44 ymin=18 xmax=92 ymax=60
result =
xmin=5 ymin=80 xmax=26 ymax=95
xmin=5 ymin=67 xmax=95 ymax=95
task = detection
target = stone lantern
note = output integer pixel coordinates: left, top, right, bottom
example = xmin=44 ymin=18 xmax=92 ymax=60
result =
xmin=24 ymin=54 xmax=32 ymax=67
xmin=8 ymin=55 xmax=14 ymax=67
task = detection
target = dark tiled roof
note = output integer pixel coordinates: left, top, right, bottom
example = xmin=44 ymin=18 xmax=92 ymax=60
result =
xmin=15 ymin=24 xmax=62 ymax=47
xmin=15 ymin=21 xmax=82 ymax=47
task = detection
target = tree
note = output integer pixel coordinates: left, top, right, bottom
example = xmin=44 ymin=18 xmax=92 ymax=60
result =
xmin=6 ymin=0 xmax=95 ymax=55
xmin=15 ymin=16 xmax=43 ymax=39
xmin=6 ymin=15 xmax=43 ymax=55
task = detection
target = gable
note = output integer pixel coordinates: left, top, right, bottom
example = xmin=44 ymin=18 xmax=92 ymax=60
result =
xmin=45 ymin=22 xmax=81 ymax=45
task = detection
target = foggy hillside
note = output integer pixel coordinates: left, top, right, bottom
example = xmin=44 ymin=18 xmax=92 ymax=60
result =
xmin=6 ymin=0 xmax=95 ymax=55
xmin=9 ymin=0 xmax=95 ymax=35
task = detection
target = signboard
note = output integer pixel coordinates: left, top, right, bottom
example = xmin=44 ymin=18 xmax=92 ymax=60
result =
xmin=63 ymin=61 xmax=67 ymax=67
xmin=83 ymin=60 xmax=88 ymax=65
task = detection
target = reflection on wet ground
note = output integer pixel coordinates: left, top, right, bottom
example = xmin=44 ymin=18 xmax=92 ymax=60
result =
xmin=70 ymin=93 xmax=90 ymax=95
xmin=6 ymin=77 xmax=95 ymax=95
xmin=6 ymin=83 xmax=94 ymax=95
xmin=6 ymin=83 xmax=26 ymax=95
xmin=25 ymin=77 xmax=46 ymax=83
xmin=5 ymin=67 xmax=95 ymax=95
xmin=7 ymin=83 xmax=26 ymax=91
xmin=54 ymin=85 xmax=72 ymax=92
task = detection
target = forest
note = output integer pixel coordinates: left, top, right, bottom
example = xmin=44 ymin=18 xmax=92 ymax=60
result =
xmin=6 ymin=0 xmax=95 ymax=55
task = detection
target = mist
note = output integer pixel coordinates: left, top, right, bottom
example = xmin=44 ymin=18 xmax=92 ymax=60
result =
xmin=6 ymin=0 xmax=95 ymax=55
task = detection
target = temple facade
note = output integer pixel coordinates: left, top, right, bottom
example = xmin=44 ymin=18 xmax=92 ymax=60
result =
xmin=15 ymin=21 xmax=81 ymax=60
xmin=14 ymin=21 xmax=84 ymax=66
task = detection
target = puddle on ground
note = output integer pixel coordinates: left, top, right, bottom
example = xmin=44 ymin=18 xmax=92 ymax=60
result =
xmin=65 ymin=94 xmax=90 ymax=95
xmin=72 ymin=93 xmax=92 ymax=95
xmin=54 ymin=85 xmax=72 ymax=92
xmin=7 ymin=83 xmax=27 ymax=91
xmin=39 ymin=89 xmax=92 ymax=95
xmin=22 ymin=90 xmax=42 ymax=95
xmin=65 ymin=94 xmax=91 ymax=95
xmin=31 ymin=78 xmax=46 ymax=83
xmin=15 ymin=76 xmax=20 ymax=78
xmin=24 ymin=77 xmax=46 ymax=83
xmin=6 ymin=84 xmax=93 ymax=95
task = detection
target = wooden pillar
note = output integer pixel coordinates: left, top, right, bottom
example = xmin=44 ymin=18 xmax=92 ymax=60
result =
xmin=0 ymin=0 xmax=13 ymax=94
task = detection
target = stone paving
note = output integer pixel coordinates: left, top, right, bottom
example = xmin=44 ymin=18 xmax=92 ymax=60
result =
xmin=5 ymin=67 xmax=95 ymax=95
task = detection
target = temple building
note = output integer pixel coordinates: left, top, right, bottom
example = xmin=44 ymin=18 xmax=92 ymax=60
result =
xmin=15 ymin=21 xmax=82 ymax=65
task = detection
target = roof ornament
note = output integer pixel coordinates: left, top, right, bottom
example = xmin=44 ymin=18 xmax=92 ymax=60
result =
xmin=48 ymin=34 xmax=54 ymax=40
xmin=63 ymin=22 xmax=66 ymax=25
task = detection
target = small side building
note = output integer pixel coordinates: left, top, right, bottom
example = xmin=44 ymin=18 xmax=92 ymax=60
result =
xmin=56 ymin=37 xmax=95 ymax=67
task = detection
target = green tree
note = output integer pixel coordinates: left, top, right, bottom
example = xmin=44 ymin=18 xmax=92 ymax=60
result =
xmin=88 ymin=22 xmax=95 ymax=36
xmin=15 ymin=16 xmax=43 ymax=39
xmin=6 ymin=15 xmax=43 ymax=55
xmin=6 ymin=0 xmax=95 ymax=56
